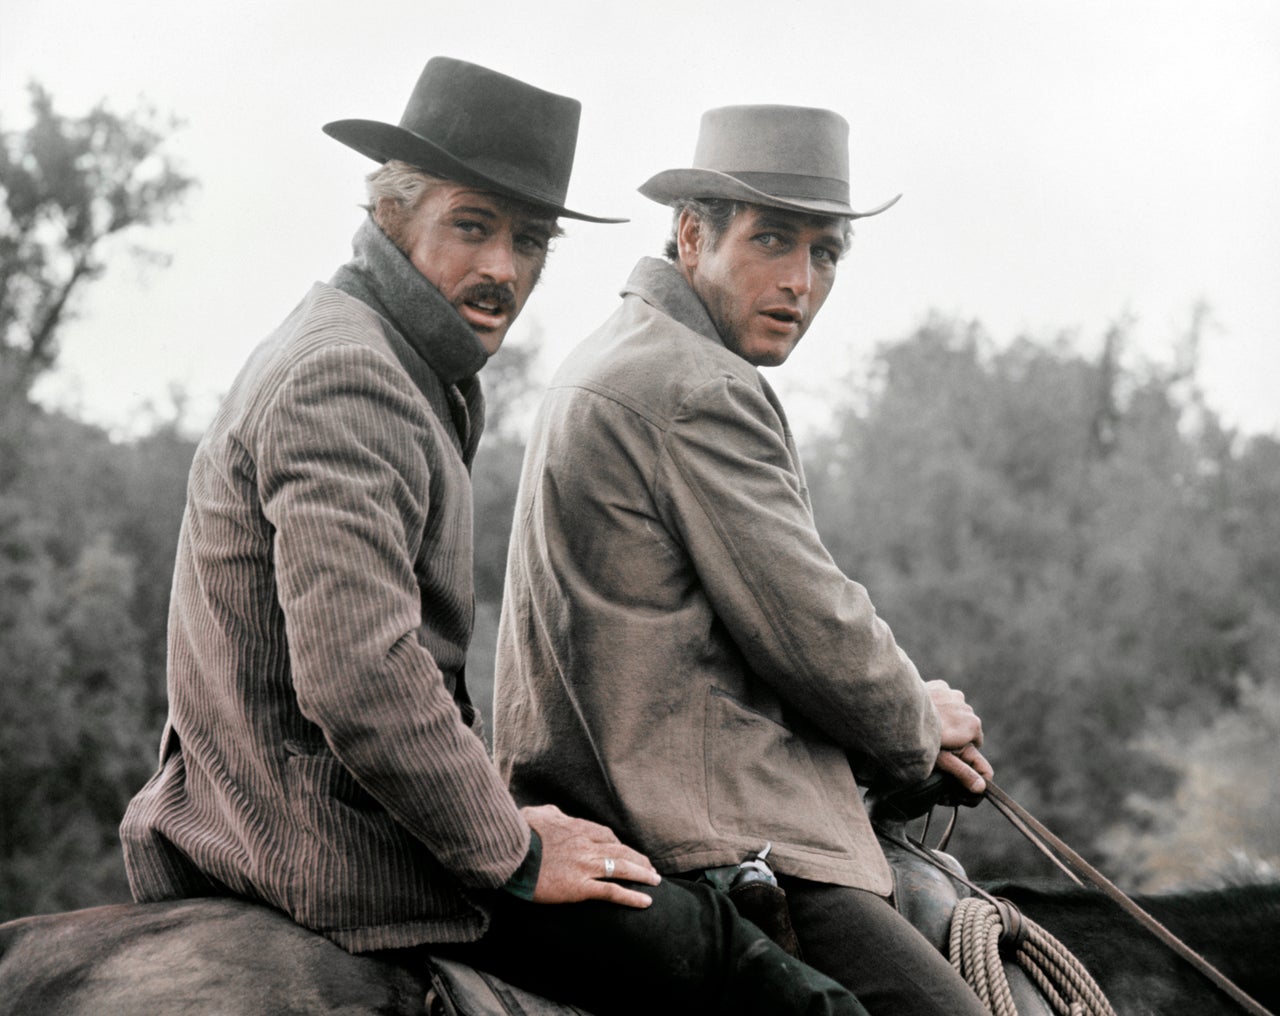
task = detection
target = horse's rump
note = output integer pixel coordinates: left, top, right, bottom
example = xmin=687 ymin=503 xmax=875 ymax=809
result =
xmin=0 ymin=897 xmax=428 ymax=1015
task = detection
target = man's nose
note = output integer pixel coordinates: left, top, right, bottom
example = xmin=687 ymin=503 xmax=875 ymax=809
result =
xmin=778 ymin=250 xmax=812 ymax=297
xmin=478 ymin=237 xmax=519 ymax=285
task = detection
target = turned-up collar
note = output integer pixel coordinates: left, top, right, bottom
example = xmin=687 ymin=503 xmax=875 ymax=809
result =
xmin=620 ymin=256 xmax=723 ymax=346
xmin=330 ymin=215 xmax=488 ymax=385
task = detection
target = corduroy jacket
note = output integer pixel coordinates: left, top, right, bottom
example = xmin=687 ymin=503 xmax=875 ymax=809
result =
xmin=120 ymin=219 xmax=530 ymax=952
xmin=495 ymin=258 xmax=940 ymax=895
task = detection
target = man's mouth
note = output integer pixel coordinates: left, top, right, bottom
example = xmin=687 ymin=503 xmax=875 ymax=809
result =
xmin=762 ymin=307 xmax=802 ymax=326
xmin=458 ymin=284 xmax=516 ymax=330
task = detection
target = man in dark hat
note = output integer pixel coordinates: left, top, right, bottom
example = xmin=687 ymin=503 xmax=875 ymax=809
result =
xmin=120 ymin=62 xmax=866 ymax=1016
xmin=495 ymin=105 xmax=995 ymax=1014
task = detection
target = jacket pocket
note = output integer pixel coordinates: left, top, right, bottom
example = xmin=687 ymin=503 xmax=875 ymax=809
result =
xmin=284 ymin=752 xmax=442 ymax=929
xmin=703 ymin=686 xmax=852 ymax=855
xmin=287 ymin=750 xmax=385 ymax=813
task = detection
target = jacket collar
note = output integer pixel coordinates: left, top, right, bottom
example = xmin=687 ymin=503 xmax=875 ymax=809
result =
xmin=620 ymin=257 xmax=724 ymax=346
xmin=330 ymin=215 xmax=488 ymax=384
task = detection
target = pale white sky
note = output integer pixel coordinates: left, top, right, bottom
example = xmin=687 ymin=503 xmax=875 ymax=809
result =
xmin=3 ymin=0 xmax=1278 ymax=439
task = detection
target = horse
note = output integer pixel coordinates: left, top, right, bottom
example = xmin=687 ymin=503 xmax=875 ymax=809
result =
xmin=987 ymin=880 xmax=1280 ymax=1016
xmin=2 ymin=879 xmax=1276 ymax=1015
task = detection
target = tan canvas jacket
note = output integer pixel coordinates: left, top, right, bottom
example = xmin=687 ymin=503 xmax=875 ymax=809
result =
xmin=495 ymin=258 xmax=940 ymax=894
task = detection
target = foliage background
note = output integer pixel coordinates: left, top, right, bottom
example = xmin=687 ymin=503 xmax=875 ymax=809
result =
xmin=2 ymin=87 xmax=1277 ymax=923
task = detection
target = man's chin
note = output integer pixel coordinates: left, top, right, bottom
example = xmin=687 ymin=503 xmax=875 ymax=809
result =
xmin=743 ymin=342 xmax=797 ymax=368
xmin=722 ymin=325 xmax=801 ymax=368
xmin=474 ymin=327 xmax=508 ymax=357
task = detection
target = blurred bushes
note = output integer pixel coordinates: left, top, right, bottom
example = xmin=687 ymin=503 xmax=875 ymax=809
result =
xmin=0 ymin=404 xmax=194 ymax=918
xmin=804 ymin=314 xmax=1280 ymax=887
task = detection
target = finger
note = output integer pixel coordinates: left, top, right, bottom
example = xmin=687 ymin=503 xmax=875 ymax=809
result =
xmin=969 ymin=747 xmax=995 ymax=781
xmin=935 ymin=750 xmax=987 ymax=794
xmin=609 ymin=843 xmax=657 ymax=872
xmin=954 ymin=742 xmax=992 ymax=778
xmin=586 ymin=881 xmax=656 ymax=910
xmin=597 ymin=856 xmax=661 ymax=886
xmin=580 ymin=837 xmax=656 ymax=873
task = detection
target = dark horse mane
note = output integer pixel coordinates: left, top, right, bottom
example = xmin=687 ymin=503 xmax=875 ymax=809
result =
xmin=983 ymin=879 xmax=1280 ymax=1015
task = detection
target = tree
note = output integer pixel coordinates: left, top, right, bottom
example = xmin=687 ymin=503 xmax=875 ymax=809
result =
xmin=0 ymin=85 xmax=196 ymax=918
xmin=0 ymin=408 xmax=196 ymax=920
xmin=0 ymin=83 xmax=195 ymax=405
xmin=805 ymin=312 xmax=1279 ymax=884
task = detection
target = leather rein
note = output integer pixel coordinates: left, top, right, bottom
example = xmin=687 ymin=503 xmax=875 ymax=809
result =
xmin=974 ymin=780 xmax=1273 ymax=1016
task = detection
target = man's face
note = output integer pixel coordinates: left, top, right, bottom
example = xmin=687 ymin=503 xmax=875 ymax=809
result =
xmin=396 ymin=182 xmax=556 ymax=355
xmin=679 ymin=205 xmax=845 ymax=367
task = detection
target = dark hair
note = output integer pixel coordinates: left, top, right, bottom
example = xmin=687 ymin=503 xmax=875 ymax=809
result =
xmin=662 ymin=198 xmax=854 ymax=262
xmin=662 ymin=198 xmax=743 ymax=261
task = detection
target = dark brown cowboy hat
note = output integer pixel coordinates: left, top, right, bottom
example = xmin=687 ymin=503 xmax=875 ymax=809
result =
xmin=639 ymin=105 xmax=899 ymax=219
xmin=324 ymin=57 xmax=624 ymax=223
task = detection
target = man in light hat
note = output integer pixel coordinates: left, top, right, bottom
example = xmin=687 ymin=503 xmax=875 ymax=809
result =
xmin=495 ymin=105 xmax=994 ymax=1013
xmin=120 ymin=62 xmax=866 ymax=1015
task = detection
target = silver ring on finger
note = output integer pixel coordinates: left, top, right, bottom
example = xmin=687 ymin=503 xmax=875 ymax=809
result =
xmin=603 ymin=857 xmax=616 ymax=879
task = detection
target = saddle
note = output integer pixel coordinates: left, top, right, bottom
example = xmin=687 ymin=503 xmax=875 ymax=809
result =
xmin=867 ymin=776 xmax=1056 ymax=1016
xmin=425 ymin=957 xmax=593 ymax=1016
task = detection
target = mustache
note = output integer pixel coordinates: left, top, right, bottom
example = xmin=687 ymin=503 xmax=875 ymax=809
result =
xmin=460 ymin=282 xmax=517 ymax=312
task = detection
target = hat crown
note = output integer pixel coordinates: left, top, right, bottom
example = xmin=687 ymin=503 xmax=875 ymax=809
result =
xmin=637 ymin=103 xmax=898 ymax=220
xmin=323 ymin=57 xmax=624 ymax=222
xmin=693 ymin=105 xmax=850 ymax=187
xmin=398 ymin=57 xmax=579 ymax=208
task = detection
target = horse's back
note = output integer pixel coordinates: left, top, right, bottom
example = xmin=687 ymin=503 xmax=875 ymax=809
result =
xmin=0 ymin=897 xmax=428 ymax=1016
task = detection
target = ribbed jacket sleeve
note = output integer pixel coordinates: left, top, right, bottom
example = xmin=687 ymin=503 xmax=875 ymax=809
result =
xmin=258 ymin=340 xmax=527 ymax=880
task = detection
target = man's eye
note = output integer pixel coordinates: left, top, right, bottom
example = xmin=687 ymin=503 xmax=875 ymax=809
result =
xmin=455 ymin=220 xmax=485 ymax=235
xmin=755 ymin=232 xmax=791 ymax=251
xmin=516 ymin=234 xmax=549 ymax=253
xmin=812 ymin=246 xmax=839 ymax=264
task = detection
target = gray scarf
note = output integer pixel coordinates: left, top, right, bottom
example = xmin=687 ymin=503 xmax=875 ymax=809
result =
xmin=330 ymin=215 xmax=488 ymax=385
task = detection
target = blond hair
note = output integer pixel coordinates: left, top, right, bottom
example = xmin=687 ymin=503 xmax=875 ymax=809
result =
xmin=365 ymin=160 xmax=449 ymax=246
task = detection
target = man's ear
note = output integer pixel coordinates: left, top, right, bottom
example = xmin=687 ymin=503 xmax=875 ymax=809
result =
xmin=676 ymin=209 xmax=702 ymax=269
xmin=372 ymin=196 xmax=402 ymax=236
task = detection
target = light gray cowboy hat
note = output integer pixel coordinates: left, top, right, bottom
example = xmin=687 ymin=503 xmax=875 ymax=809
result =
xmin=324 ymin=57 xmax=625 ymax=223
xmin=638 ymin=104 xmax=899 ymax=219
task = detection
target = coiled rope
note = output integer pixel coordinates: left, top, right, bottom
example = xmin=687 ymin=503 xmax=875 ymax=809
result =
xmin=949 ymin=896 xmax=1116 ymax=1016
xmin=875 ymin=776 xmax=1271 ymax=1015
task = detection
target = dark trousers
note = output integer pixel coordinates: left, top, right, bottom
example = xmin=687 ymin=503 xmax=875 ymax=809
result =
xmin=432 ymin=877 xmax=868 ymax=1016
xmin=779 ymin=877 xmax=989 ymax=1016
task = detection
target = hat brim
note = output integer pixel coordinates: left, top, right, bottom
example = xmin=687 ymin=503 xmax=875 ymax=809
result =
xmin=638 ymin=168 xmax=900 ymax=220
xmin=324 ymin=119 xmax=627 ymax=224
